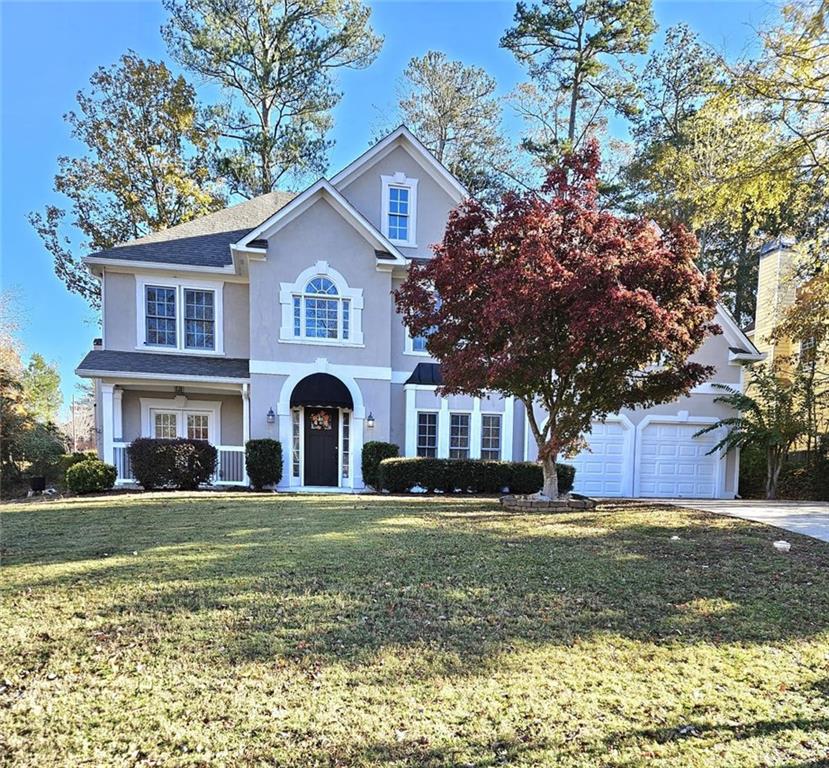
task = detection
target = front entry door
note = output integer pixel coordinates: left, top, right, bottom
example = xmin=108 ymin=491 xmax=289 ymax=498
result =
xmin=304 ymin=408 xmax=339 ymax=486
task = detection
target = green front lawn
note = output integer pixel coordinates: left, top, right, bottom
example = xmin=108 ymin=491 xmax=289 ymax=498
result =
xmin=2 ymin=494 xmax=829 ymax=767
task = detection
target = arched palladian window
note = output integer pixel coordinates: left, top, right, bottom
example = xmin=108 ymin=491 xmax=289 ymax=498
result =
xmin=279 ymin=261 xmax=364 ymax=346
xmin=293 ymin=277 xmax=350 ymax=341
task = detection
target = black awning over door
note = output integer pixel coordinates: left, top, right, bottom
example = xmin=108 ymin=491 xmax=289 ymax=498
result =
xmin=290 ymin=373 xmax=354 ymax=409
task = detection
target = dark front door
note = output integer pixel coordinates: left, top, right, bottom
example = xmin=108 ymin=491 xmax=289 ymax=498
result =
xmin=304 ymin=408 xmax=339 ymax=486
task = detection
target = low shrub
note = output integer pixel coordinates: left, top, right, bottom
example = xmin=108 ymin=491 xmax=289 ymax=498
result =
xmin=59 ymin=451 xmax=98 ymax=483
xmin=245 ymin=439 xmax=283 ymax=490
xmin=66 ymin=458 xmax=117 ymax=495
xmin=127 ymin=438 xmax=217 ymax=490
xmin=777 ymin=461 xmax=829 ymax=501
xmin=361 ymin=441 xmax=399 ymax=489
xmin=377 ymin=458 xmax=576 ymax=495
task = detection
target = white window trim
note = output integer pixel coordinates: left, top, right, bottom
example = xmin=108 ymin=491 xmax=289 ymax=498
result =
xmin=448 ymin=410 xmax=472 ymax=459
xmin=480 ymin=411 xmax=503 ymax=461
xmin=415 ymin=409 xmax=440 ymax=458
xmin=381 ymin=172 xmax=418 ymax=248
xmin=279 ymin=261 xmax=364 ymax=347
xmin=135 ymin=276 xmax=224 ymax=355
xmin=139 ymin=395 xmax=222 ymax=444
xmin=404 ymin=325 xmax=431 ymax=356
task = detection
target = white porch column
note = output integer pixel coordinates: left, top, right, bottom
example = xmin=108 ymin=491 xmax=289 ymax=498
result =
xmin=242 ymin=383 xmax=251 ymax=486
xmin=112 ymin=387 xmax=123 ymax=442
xmin=470 ymin=397 xmax=482 ymax=459
xmin=404 ymin=386 xmax=417 ymax=457
xmin=502 ymin=395 xmax=515 ymax=461
xmin=437 ymin=397 xmax=450 ymax=458
xmin=100 ymin=382 xmax=115 ymax=465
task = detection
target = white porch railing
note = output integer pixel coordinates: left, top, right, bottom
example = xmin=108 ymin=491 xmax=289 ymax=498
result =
xmin=214 ymin=446 xmax=246 ymax=485
xmin=112 ymin=442 xmax=248 ymax=487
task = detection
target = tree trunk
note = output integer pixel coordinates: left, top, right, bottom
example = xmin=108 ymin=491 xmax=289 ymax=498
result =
xmin=766 ymin=447 xmax=781 ymax=500
xmin=541 ymin=454 xmax=559 ymax=499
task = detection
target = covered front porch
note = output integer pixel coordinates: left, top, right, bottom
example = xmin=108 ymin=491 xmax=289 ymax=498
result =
xmin=100 ymin=379 xmax=250 ymax=486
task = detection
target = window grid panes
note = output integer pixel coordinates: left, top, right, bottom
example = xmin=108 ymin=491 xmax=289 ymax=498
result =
xmin=342 ymin=411 xmax=350 ymax=479
xmin=412 ymin=334 xmax=428 ymax=353
xmin=187 ymin=413 xmax=209 ymax=441
xmin=449 ymin=413 xmax=470 ymax=459
xmin=417 ymin=412 xmax=438 ymax=458
xmin=342 ymin=300 xmax=350 ymax=341
xmin=388 ymin=186 xmax=410 ymax=241
xmin=154 ymin=412 xmax=177 ymax=439
xmin=481 ymin=414 xmax=502 ymax=461
xmin=293 ymin=296 xmax=301 ymax=336
xmin=184 ymin=289 xmax=215 ymax=350
xmin=294 ymin=276 xmax=352 ymax=342
xmin=146 ymin=286 xmax=177 ymax=346
xmin=292 ymin=409 xmax=301 ymax=478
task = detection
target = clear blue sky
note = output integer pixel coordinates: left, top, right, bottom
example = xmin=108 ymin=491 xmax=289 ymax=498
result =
xmin=1 ymin=0 xmax=775 ymax=416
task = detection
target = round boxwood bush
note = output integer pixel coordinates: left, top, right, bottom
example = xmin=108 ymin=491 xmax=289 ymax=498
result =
xmin=66 ymin=458 xmax=117 ymax=495
xmin=361 ymin=441 xmax=399 ymax=489
xmin=245 ymin=439 xmax=283 ymax=490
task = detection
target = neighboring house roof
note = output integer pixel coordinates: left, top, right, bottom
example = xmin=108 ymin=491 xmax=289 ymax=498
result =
xmin=405 ymin=362 xmax=443 ymax=386
xmin=84 ymin=191 xmax=295 ymax=269
xmin=76 ymin=350 xmax=249 ymax=381
xmin=715 ymin=305 xmax=763 ymax=360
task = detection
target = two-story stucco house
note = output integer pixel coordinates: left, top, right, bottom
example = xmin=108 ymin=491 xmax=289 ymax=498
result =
xmin=77 ymin=126 xmax=761 ymax=498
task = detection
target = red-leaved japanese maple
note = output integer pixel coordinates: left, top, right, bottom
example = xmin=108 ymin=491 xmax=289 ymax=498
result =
xmin=395 ymin=141 xmax=720 ymax=498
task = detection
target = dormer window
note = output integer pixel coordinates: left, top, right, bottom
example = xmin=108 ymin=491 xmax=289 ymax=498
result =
xmin=381 ymin=173 xmax=418 ymax=247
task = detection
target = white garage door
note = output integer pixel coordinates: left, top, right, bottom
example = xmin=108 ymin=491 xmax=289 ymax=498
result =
xmin=569 ymin=420 xmax=630 ymax=497
xmin=638 ymin=422 xmax=719 ymax=498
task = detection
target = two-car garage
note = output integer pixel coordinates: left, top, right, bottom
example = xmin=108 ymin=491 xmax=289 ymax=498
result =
xmin=560 ymin=414 xmax=726 ymax=499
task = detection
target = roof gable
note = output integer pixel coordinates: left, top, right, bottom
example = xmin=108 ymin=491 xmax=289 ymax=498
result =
xmin=235 ymin=179 xmax=407 ymax=265
xmin=330 ymin=126 xmax=468 ymax=204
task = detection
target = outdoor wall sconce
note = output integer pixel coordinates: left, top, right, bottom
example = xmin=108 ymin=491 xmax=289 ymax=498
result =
xmin=366 ymin=412 xmax=375 ymax=429
xmin=266 ymin=408 xmax=276 ymax=424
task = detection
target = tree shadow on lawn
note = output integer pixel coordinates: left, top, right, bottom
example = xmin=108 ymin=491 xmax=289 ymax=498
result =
xmin=8 ymin=496 xmax=828 ymax=672
xmin=605 ymin=715 xmax=829 ymax=762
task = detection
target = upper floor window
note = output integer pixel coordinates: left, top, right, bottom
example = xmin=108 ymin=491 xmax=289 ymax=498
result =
xmin=146 ymin=286 xmax=177 ymax=347
xmin=139 ymin=279 xmax=223 ymax=354
xmin=381 ymin=173 xmax=418 ymax=247
xmin=295 ymin=277 xmax=350 ymax=341
xmin=279 ymin=261 xmax=364 ymax=346
xmin=184 ymin=289 xmax=215 ymax=350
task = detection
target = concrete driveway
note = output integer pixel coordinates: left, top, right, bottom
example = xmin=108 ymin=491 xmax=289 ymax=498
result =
xmin=667 ymin=499 xmax=829 ymax=543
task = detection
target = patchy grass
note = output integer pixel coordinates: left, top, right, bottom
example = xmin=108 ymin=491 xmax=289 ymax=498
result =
xmin=2 ymin=493 xmax=829 ymax=767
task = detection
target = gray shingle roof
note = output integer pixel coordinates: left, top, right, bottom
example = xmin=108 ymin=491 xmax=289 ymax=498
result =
xmin=86 ymin=191 xmax=295 ymax=268
xmin=77 ymin=350 xmax=249 ymax=380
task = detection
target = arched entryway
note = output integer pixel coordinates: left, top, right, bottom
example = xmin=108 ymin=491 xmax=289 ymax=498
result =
xmin=281 ymin=371 xmax=362 ymax=489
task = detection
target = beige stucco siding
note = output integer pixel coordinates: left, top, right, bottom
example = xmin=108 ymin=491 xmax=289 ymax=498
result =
xmin=338 ymin=145 xmax=457 ymax=260
xmin=102 ymin=272 xmax=137 ymax=351
xmin=102 ymin=270 xmax=249 ymax=357
xmin=119 ymin=389 xmax=244 ymax=446
xmin=250 ymin=198 xmax=394 ymax=367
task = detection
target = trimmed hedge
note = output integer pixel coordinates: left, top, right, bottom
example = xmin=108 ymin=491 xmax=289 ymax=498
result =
xmin=245 ymin=439 xmax=283 ymax=490
xmin=127 ymin=438 xmax=217 ymax=490
xmin=66 ymin=458 xmax=117 ymax=495
xmin=377 ymin=458 xmax=576 ymax=495
xmin=361 ymin=441 xmax=399 ymax=489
